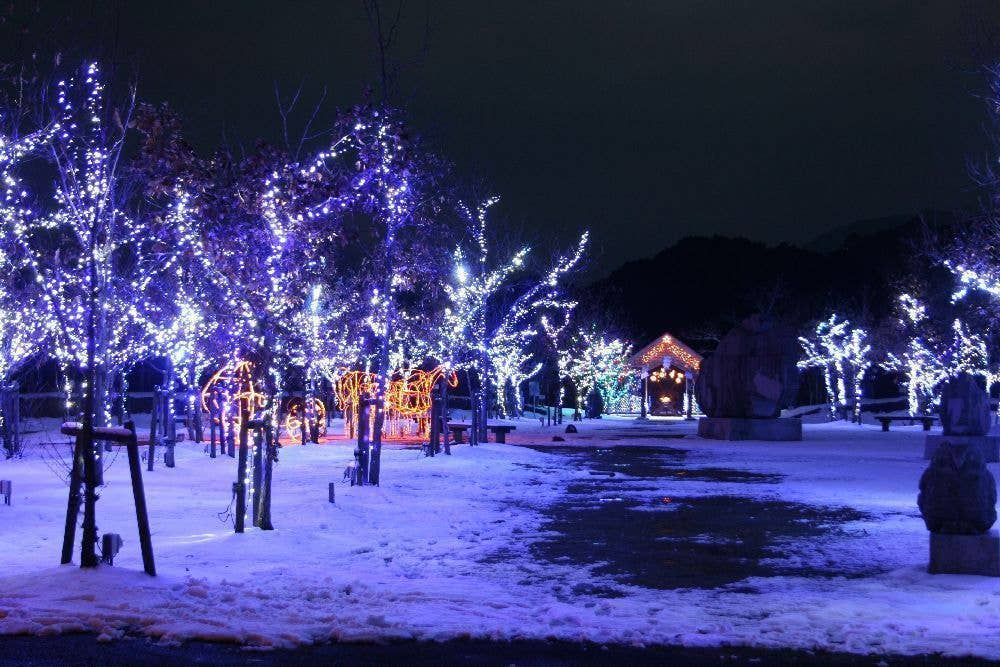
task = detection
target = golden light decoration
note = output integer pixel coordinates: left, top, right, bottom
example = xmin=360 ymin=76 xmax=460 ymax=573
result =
xmin=284 ymin=396 xmax=327 ymax=439
xmin=201 ymin=360 xmax=266 ymax=431
xmin=335 ymin=365 xmax=458 ymax=438
xmin=649 ymin=367 xmax=685 ymax=384
xmin=637 ymin=334 xmax=702 ymax=372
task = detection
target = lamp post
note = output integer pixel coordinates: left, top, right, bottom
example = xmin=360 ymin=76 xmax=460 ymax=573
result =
xmin=684 ymin=370 xmax=695 ymax=420
xmin=636 ymin=365 xmax=649 ymax=421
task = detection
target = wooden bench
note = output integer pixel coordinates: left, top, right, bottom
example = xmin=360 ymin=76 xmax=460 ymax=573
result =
xmin=447 ymin=423 xmax=471 ymax=443
xmin=876 ymin=415 xmax=937 ymax=432
xmin=446 ymin=423 xmax=517 ymax=443
xmin=487 ymin=425 xmax=516 ymax=443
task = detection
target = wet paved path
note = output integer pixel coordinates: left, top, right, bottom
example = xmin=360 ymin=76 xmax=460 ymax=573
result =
xmin=523 ymin=443 xmax=873 ymax=591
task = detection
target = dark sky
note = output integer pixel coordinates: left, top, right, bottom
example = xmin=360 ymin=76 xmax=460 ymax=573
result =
xmin=18 ymin=1 xmax=1000 ymax=276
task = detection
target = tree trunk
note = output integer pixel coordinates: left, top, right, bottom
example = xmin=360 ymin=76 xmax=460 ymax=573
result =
xmin=234 ymin=401 xmax=249 ymax=533
xmin=257 ymin=423 xmax=275 ymax=530
xmin=80 ymin=247 xmax=99 ymax=569
xmin=148 ymin=386 xmax=159 ymax=472
xmin=251 ymin=428 xmax=263 ymax=526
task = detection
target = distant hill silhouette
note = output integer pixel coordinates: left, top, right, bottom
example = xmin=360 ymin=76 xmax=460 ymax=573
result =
xmin=803 ymin=213 xmax=930 ymax=252
xmin=582 ymin=210 xmax=958 ymax=353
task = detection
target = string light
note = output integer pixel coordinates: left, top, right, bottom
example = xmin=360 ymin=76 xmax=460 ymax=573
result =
xmin=443 ymin=198 xmax=588 ymax=416
xmin=881 ymin=294 xmax=989 ymax=416
xmin=334 ymin=366 xmax=457 ymax=438
xmin=565 ymin=329 xmax=636 ymax=413
xmin=284 ymin=396 xmax=327 ymax=439
xmin=634 ymin=333 xmax=701 ymax=372
xmin=798 ymin=314 xmax=871 ymax=421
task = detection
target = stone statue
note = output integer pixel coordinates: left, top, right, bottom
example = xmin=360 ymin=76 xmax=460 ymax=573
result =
xmin=695 ymin=315 xmax=800 ymax=419
xmin=939 ymin=373 xmax=991 ymax=437
xmin=919 ymin=442 xmax=997 ymax=535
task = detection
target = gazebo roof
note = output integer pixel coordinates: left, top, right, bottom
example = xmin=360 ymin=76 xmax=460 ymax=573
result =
xmin=629 ymin=331 xmax=702 ymax=373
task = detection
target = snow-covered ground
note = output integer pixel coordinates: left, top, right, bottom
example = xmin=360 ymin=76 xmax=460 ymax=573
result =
xmin=1 ymin=416 xmax=999 ymax=658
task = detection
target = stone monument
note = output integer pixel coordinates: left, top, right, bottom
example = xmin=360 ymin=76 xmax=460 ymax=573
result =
xmin=696 ymin=314 xmax=802 ymax=441
xmin=924 ymin=373 xmax=999 ymax=463
xmin=919 ymin=442 xmax=1000 ymax=576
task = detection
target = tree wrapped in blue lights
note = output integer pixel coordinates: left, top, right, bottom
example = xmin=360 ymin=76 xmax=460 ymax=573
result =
xmin=0 ymin=63 xmax=196 ymax=565
xmin=881 ymin=294 xmax=990 ymax=416
xmin=798 ymin=314 xmax=871 ymax=422
xmin=442 ymin=197 xmax=587 ymax=418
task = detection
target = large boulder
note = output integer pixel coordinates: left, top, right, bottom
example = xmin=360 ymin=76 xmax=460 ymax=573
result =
xmin=918 ymin=442 xmax=997 ymax=534
xmin=939 ymin=373 xmax=992 ymax=437
xmin=694 ymin=315 xmax=800 ymax=419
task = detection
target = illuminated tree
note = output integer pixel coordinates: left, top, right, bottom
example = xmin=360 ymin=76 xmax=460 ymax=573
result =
xmin=565 ymin=328 xmax=634 ymax=415
xmin=882 ymin=295 xmax=946 ymax=416
xmin=0 ymin=64 xmax=189 ymax=427
xmin=798 ymin=314 xmax=871 ymax=422
xmin=881 ymin=294 xmax=989 ymax=415
xmin=540 ymin=309 xmax=573 ymax=420
xmin=0 ymin=62 xmax=197 ymax=566
xmin=0 ymin=303 xmax=43 ymax=458
xmin=441 ymin=198 xmax=587 ymax=417
xmin=0 ymin=304 xmax=42 ymax=385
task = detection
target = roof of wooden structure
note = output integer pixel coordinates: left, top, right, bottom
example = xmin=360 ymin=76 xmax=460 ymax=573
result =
xmin=628 ymin=331 xmax=702 ymax=373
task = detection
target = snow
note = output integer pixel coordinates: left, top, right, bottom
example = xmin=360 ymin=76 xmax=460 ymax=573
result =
xmin=2 ymin=416 xmax=1000 ymax=657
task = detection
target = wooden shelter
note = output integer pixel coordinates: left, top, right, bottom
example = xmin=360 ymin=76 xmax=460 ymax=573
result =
xmin=629 ymin=332 xmax=702 ymax=416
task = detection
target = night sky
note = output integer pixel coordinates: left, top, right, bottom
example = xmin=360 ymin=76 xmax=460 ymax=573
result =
xmin=14 ymin=1 xmax=1000 ymax=276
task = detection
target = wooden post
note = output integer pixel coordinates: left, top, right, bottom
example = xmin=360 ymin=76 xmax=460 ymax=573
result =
xmin=61 ymin=432 xmax=85 ymax=565
xmin=123 ymin=420 xmax=155 ymax=575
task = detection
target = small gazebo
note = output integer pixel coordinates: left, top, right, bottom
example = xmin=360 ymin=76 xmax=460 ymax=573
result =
xmin=629 ymin=332 xmax=702 ymax=417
